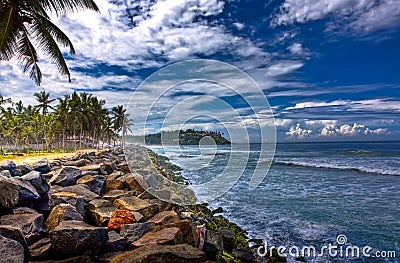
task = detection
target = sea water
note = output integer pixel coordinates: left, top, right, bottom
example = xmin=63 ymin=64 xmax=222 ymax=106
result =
xmin=149 ymin=141 xmax=400 ymax=262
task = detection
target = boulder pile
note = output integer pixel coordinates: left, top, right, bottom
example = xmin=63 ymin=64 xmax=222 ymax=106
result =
xmin=0 ymin=146 xmax=257 ymax=263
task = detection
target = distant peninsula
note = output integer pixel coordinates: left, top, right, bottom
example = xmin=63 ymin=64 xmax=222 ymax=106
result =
xmin=125 ymin=129 xmax=231 ymax=145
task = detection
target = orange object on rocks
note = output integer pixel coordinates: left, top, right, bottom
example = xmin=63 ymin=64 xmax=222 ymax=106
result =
xmin=107 ymin=210 xmax=136 ymax=230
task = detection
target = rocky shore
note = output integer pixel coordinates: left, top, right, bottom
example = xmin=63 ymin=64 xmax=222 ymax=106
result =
xmin=0 ymin=146 xmax=261 ymax=263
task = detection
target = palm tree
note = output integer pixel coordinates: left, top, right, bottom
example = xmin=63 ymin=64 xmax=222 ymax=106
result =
xmin=0 ymin=0 xmax=99 ymax=85
xmin=34 ymin=90 xmax=55 ymax=148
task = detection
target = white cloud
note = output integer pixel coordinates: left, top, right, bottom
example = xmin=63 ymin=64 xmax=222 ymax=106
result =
xmin=233 ymin=22 xmax=245 ymax=30
xmin=266 ymin=61 xmax=304 ymax=76
xmin=273 ymin=0 xmax=400 ymax=35
xmin=285 ymin=120 xmax=389 ymax=139
xmin=288 ymin=43 xmax=305 ymax=55
xmin=284 ymin=99 xmax=400 ymax=112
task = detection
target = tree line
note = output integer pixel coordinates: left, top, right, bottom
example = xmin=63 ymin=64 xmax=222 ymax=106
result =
xmin=0 ymin=91 xmax=132 ymax=153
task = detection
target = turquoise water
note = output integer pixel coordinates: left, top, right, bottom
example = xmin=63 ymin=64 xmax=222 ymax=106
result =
xmin=149 ymin=142 xmax=400 ymax=262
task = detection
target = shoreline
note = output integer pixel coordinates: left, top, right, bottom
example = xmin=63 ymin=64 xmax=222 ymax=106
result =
xmin=0 ymin=146 xmax=271 ymax=262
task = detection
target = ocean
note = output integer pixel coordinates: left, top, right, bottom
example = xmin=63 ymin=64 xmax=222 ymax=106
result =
xmin=148 ymin=141 xmax=400 ymax=262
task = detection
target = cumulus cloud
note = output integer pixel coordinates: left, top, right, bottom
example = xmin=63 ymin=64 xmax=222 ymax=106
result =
xmin=287 ymin=43 xmax=307 ymax=56
xmin=272 ymin=0 xmax=400 ymax=35
xmin=285 ymin=120 xmax=389 ymax=139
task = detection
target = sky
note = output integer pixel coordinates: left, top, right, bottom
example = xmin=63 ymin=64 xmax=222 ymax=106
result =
xmin=1 ymin=0 xmax=400 ymax=142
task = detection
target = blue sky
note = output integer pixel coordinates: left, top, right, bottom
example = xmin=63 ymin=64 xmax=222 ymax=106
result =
xmin=1 ymin=0 xmax=400 ymax=142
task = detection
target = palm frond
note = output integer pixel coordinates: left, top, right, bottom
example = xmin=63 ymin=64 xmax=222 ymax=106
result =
xmin=30 ymin=15 xmax=71 ymax=82
xmin=39 ymin=0 xmax=99 ymax=16
xmin=0 ymin=6 xmax=21 ymax=60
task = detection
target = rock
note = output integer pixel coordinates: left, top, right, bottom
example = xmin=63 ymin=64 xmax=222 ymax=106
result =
xmin=232 ymin=248 xmax=255 ymax=262
xmin=87 ymin=199 xmax=115 ymax=227
xmin=17 ymin=163 xmax=33 ymax=176
xmin=100 ymin=162 xmax=116 ymax=175
xmin=32 ymin=255 xmax=93 ymax=263
xmin=77 ymin=175 xmax=106 ymax=195
xmin=0 ymin=208 xmax=45 ymax=245
xmin=33 ymin=159 xmax=51 ymax=174
xmin=153 ymin=219 xmax=197 ymax=247
xmin=45 ymin=204 xmax=83 ymax=231
xmin=49 ymin=192 xmax=90 ymax=220
xmin=54 ymin=184 xmax=99 ymax=200
xmin=203 ymin=230 xmax=224 ymax=260
xmin=21 ymin=170 xmax=50 ymax=195
xmin=107 ymin=210 xmax=136 ymax=231
xmin=102 ymin=190 xmax=130 ymax=203
xmin=0 ymin=176 xmax=19 ymax=210
xmin=0 ymin=160 xmax=17 ymax=176
xmin=218 ymin=227 xmax=235 ymax=252
xmin=29 ymin=238 xmax=52 ymax=261
xmin=105 ymin=172 xmax=125 ymax=192
xmin=0 ymin=234 xmax=25 ymax=263
xmin=125 ymin=174 xmax=149 ymax=193
xmin=106 ymin=231 xmax=128 ymax=252
xmin=80 ymin=164 xmax=101 ymax=172
xmin=50 ymin=166 xmax=82 ymax=187
xmin=148 ymin=210 xmax=180 ymax=225
xmin=93 ymin=251 xmax=126 ymax=263
xmin=0 ymin=225 xmax=29 ymax=258
xmin=113 ymin=196 xmax=159 ymax=220
xmin=211 ymin=207 xmax=224 ymax=215
xmin=0 ymin=170 xmax=11 ymax=178
xmin=117 ymin=162 xmax=130 ymax=173
xmin=132 ymin=227 xmax=183 ymax=247
xmin=120 ymin=223 xmax=155 ymax=243
xmin=180 ymin=211 xmax=194 ymax=220
xmin=12 ymin=178 xmax=41 ymax=208
xmin=50 ymin=220 xmax=108 ymax=257
xmin=109 ymin=244 xmax=207 ymax=263
xmin=65 ymin=159 xmax=87 ymax=167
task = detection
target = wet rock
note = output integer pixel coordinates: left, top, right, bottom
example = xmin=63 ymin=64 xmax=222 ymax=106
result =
xmin=113 ymin=196 xmax=159 ymax=220
xmin=203 ymin=230 xmax=224 ymax=261
xmin=0 ymin=176 xmax=19 ymax=211
xmin=148 ymin=210 xmax=180 ymax=225
xmin=33 ymin=159 xmax=51 ymax=174
xmin=21 ymin=170 xmax=50 ymax=195
xmin=106 ymin=231 xmax=128 ymax=252
xmin=50 ymin=166 xmax=82 ymax=187
xmin=0 ymin=208 xmax=45 ymax=245
xmin=45 ymin=204 xmax=83 ymax=231
xmin=29 ymin=238 xmax=52 ymax=261
xmin=109 ymin=244 xmax=207 ymax=263
xmin=132 ymin=227 xmax=183 ymax=247
xmin=0 ymin=234 xmax=25 ymax=263
xmin=120 ymin=223 xmax=155 ymax=243
xmin=107 ymin=210 xmax=136 ymax=231
xmin=87 ymin=199 xmax=115 ymax=227
xmin=49 ymin=220 xmax=108 ymax=257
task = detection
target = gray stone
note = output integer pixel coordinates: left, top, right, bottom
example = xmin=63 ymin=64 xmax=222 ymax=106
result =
xmin=0 ymin=176 xmax=19 ymax=210
xmin=50 ymin=166 xmax=83 ymax=187
xmin=106 ymin=231 xmax=128 ymax=252
xmin=0 ymin=234 xmax=25 ymax=263
xmin=50 ymin=220 xmax=108 ymax=256
xmin=33 ymin=159 xmax=51 ymax=174
xmin=21 ymin=170 xmax=50 ymax=195
xmin=120 ymin=223 xmax=155 ymax=243
xmin=87 ymin=199 xmax=115 ymax=227
xmin=29 ymin=238 xmax=52 ymax=261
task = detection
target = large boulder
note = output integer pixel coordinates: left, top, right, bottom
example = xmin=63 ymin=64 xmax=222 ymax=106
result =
xmin=109 ymin=244 xmax=207 ymax=263
xmin=77 ymin=175 xmax=106 ymax=195
xmin=102 ymin=190 xmax=130 ymax=203
xmin=45 ymin=204 xmax=83 ymax=231
xmin=203 ymin=230 xmax=224 ymax=261
xmin=0 ymin=160 xmax=17 ymax=177
xmin=29 ymin=238 xmax=52 ymax=261
xmin=0 ymin=234 xmax=25 ymax=263
xmin=132 ymin=227 xmax=183 ymax=247
xmin=49 ymin=220 xmax=108 ymax=257
xmin=0 ymin=176 xmax=19 ymax=211
xmin=16 ymin=163 xmax=33 ymax=176
xmin=33 ymin=159 xmax=51 ymax=174
xmin=148 ymin=210 xmax=180 ymax=225
xmin=100 ymin=162 xmax=116 ymax=175
xmin=87 ymin=199 xmax=115 ymax=227
xmin=21 ymin=170 xmax=50 ymax=195
xmin=153 ymin=219 xmax=197 ymax=247
xmin=0 ymin=225 xmax=29 ymax=259
xmin=125 ymin=174 xmax=149 ymax=193
xmin=120 ymin=223 xmax=154 ymax=243
xmin=113 ymin=196 xmax=159 ymax=220
xmin=106 ymin=231 xmax=128 ymax=253
xmin=0 ymin=208 xmax=44 ymax=245
xmin=49 ymin=166 xmax=82 ymax=187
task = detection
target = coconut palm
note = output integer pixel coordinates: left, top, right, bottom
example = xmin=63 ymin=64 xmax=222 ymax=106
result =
xmin=0 ymin=0 xmax=99 ymax=85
